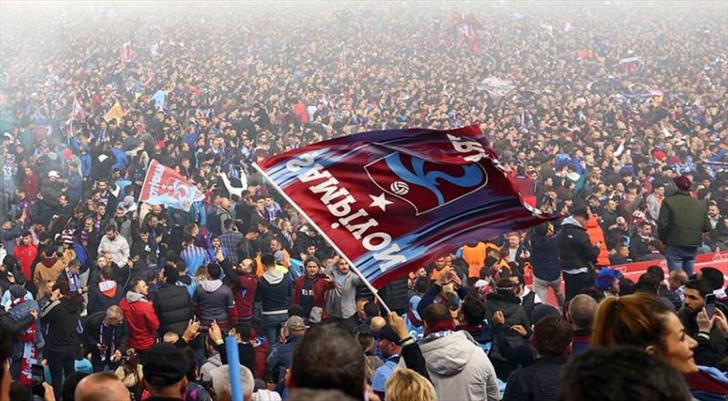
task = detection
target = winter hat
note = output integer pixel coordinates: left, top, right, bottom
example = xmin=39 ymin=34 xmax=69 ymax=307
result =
xmin=60 ymin=229 xmax=75 ymax=245
xmin=674 ymin=175 xmax=692 ymax=191
xmin=595 ymin=268 xmax=623 ymax=291
xmin=143 ymin=344 xmax=188 ymax=387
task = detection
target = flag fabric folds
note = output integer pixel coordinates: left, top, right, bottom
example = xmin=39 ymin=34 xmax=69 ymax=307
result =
xmin=254 ymin=126 xmax=553 ymax=288
xmin=140 ymin=160 xmax=205 ymax=211
xmin=477 ymin=76 xmax=516 ymax=97
xmin=103 ymin=101 xmax=125 ymax=123
xmin=70 ymin=97 xmax=86 ymax=122
xmin=121 ymin=41 xmax=133 ymax=63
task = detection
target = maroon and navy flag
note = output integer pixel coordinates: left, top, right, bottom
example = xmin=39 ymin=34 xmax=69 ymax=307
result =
xmin=121 ymin=41 xmax=133 ymax=63
xmin=254 ymin=126 xmax=553 ymax=288
xmin=140 ymin=160 xmax=205 ymax=211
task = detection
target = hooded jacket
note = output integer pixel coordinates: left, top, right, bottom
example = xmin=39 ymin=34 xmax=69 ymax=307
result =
xmin=192 ymin=279 xmax=237 ymax=327
xmin=256 ymin=270 xmax=292 ymax=314
xmin=32 ymin=257 xmax=65 ymax=288
xmin=153 ymin=283 xmax=193 ymax=336
xmin=401 ymin=330 xmax=499 ymax=401
xmin=87 ymin=279 xmax=122 ymax=316
xmin=119 ymin=291 xmax=159 ymax=351
xmin=557 ymin=216 xmax=600 ymax=272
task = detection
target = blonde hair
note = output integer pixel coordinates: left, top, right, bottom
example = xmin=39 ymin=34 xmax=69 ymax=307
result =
xmin=385 ymin=368 xmax=437 ymax=401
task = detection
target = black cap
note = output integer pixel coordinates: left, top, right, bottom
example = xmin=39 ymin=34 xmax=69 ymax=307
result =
xmin=375 ymin=325 xmax=401 ymax=344
xmin=142 ymin=344 xmax=188 ymax=387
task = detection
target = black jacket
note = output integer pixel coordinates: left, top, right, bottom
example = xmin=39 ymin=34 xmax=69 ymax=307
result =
xmin=557 ymin=216 xmax=599 ymax=271
xmin=83 ymin=311 xmax=128 ymax=356
xmin=503 ymin=356 xmax=567 ymax=401
xmin=529 ymin=227 xmax=561 ymax=281
xmin=153 ymin=283 xmax=193 ymax=336
xmin=377 ymin=278 xmax=409 ymax=314
xmin=87 ymin=281 xmax=123 ymax=316
xmin=267 ymin=335 xmax=302 ymax=383
xmin=484 ymin=292 xmax=532 ymax=380
xmin=42 ymin=297 xmax=82 ymax=352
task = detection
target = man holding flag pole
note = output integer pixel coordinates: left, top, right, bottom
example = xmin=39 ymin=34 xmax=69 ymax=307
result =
xmin=253 ymin=125 xmax=554 ymax=312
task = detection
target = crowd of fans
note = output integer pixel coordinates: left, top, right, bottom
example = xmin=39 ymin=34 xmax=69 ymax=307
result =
xmin=0 ymin=1 xmax=727 ymax=401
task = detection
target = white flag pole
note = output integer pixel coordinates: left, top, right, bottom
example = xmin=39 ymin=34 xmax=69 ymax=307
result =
xmin=252 ymin=162 xmax=392 ymax=314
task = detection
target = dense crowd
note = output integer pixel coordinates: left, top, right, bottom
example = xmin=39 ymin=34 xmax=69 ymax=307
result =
xmin=0 ymin=1 xmax=727 ymax=401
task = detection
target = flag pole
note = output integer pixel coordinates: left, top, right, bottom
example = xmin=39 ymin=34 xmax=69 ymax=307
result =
xmin=252 ymin=162 xmax=392 ymax=314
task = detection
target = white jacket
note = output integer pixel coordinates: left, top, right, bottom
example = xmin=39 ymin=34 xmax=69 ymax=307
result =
xmin=98 ymin=234 xmax=130 ymax=267
xmin=401 ymin=330 xmax=499 ymax=401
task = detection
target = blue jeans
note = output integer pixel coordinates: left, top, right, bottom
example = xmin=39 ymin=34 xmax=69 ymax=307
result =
xmin=261 ymin=313 xmax=288 ymax=345
xmin=665 ymin=245 xmax=697 ymax=276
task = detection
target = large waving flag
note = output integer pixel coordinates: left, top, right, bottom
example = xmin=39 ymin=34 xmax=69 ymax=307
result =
xmin=70 ymin=97 xmax=86 ymax=121
xmin=103 ymin=101 xmax=125 ymax=123
xmin=140 ymin=160 xmax=205 ymax=211
xmin=477 ymin=76 xmax=516 ymax=97
xmin=254 ymin=126 xmax=553 ymax=288
xmin=121 ymin=41 xmax=133 ymax=63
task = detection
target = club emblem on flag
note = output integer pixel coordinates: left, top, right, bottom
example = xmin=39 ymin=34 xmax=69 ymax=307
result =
xmin=364 ymin=151 xmax=488 ymax=215
xmin=255 ymin=125 xmax=554 ymax=288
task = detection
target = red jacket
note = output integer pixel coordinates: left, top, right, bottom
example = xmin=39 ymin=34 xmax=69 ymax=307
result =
xmin=119 ymin=293 xmax=159 ymax=351
xmin=293 ymin=275 xmax=334 ymax=321
xmin=220 ymin=259 xmax=258 ymax=321
xmin=14 ymin=244 xmax=37 ymax=280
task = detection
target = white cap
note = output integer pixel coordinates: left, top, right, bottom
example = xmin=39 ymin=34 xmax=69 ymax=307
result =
xmin=48 ymin=170 xmax=60 ymax=178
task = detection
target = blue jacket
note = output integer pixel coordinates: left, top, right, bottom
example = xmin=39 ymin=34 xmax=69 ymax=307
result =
xmin=266 ymin=335 xmax=302 ymax=383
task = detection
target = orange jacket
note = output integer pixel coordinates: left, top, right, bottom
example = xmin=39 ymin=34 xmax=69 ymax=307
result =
xmin=462 ymin=242 xmax=500 ymax=278
xmin=585 ymin=216 xmax=610 ymax=266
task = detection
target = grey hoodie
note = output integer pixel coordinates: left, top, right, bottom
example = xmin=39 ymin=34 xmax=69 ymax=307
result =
xmin=262 ymin=270 xmax=284 ymax=285
xmin=126 ymin=291 xmax=146 ymax=303
xmin=192 ymin=279 xmax=235 ymax=325
xmin=401 ymin=330 xmax=499 ymax=401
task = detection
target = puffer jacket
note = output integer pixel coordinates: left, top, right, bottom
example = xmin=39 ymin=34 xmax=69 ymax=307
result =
xmin=119 ymin=291 xmax=159 ymax=351
xmin=401 ymin=330 xmax=499 ymax=401
xmin=658 ymin=191 xmax=711 ymax=247
xmin=192 ymin=280 xmax=237 ymax=328
xmin=153 ymin=283 xmax=193 ymax=336
xmin=557 ymin=216 xmax=600 ymax=271
xmin=97 ymin=235 xmax=130 ymax=267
